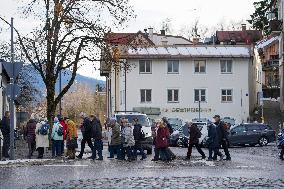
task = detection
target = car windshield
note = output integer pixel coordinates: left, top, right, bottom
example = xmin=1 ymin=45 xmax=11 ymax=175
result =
xmin=222 ymin=117 xmax=235 ymax=125
xmin=168 ymin=118 xmax=183 ymax=131
xmin=115 ymin=115 xmax=150 ymax=127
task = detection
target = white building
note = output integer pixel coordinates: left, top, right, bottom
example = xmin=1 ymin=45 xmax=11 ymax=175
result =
xmin=108 ymin=45 xmax=262 ymax=123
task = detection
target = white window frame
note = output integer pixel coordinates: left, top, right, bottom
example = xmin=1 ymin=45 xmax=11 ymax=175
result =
xmin=139 ymin=60 xmax=152 ymax=74
xmin=167 ymin=89 xmax=179 ymax=103
xmin=194 ymin=60 xmax=206 ymax=74
xmin=140 ymin=89 xmax=152 ymax=103
xmin=194 ymin=89 xmax=207 ymax=103
xmin=167 ymin=60 xmax=179 ymax=74
xmin=220 ymin=59 xmax=233 ymax=74
xmin=221 ymin=89 xmax=233 ymax=103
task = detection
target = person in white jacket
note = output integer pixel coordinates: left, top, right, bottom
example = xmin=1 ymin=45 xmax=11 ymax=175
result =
xmin=35 ymin=121 xmax=49 ymax=159
xmin=123 ymin=121 xmax=135 ymax=161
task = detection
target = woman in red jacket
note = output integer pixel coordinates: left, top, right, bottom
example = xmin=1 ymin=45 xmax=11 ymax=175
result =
xmin=155 ymin=120 xmax=172 ymax=162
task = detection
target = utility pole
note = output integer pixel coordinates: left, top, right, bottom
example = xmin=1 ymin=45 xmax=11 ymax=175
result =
xmin=198 ymin=100 xmax=201 ymax=122
xmin=59 ymin=70 xmax=62 ymax=116
xmin=9 ymin=17 xmax=15 ymax=160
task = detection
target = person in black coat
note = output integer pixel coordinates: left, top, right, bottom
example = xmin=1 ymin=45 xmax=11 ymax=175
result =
xmin=90 ymin=115 xmax=103 ymax=160
xmin=187 ymin=123 xmax=205 ymax=160
xmin=162 ymin=117 xmax=176 ymax=160
xmin=0 ymin=111 xmax=10 ymax=158
xmin=133 ymin=118 xmax=147 ymax=160
xmin=214 ymin=115 xmax=231 ymax=160
xmin=207 ymin=122 xmax=223 ymax=161
xmin=77 ymin=112 xmax=94 ymax=159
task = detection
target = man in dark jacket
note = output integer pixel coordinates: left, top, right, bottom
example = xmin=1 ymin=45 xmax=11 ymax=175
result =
xmin=77 ymin=112 xmax=94 ymax=159
xmin=0 ymin=111 xmax=10 ymax=158
xmin=162 ymin=117 xmax=176 ymax=160
xmin=90 ymin=115 xmax=103 ymax=160
xmin=187 ymin=123 xmax=206 ymax=160
xmin=207 ymin=122 xmax=223 ymax=161
xmin=133 ymin=118 xmax=147 ymax=160
xmin=25 ymin=118 xmax=37 ymax=158
xmin=214 ymin=115 xmax=231 ymax=161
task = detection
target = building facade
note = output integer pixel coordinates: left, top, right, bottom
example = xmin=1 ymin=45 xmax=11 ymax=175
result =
xmin=108 ymin=46 xmax=261 ymax=123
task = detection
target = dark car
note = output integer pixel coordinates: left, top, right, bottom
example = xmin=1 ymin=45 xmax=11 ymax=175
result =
xmin=229 ymin=123 xmax=276 ymax=147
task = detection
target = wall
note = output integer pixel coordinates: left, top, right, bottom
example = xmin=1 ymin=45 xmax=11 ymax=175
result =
xmin=111 ymin=57 xmax=258 ymax=123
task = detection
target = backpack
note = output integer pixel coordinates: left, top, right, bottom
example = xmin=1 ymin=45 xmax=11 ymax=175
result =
xmin=57 ymin=125 xmax=64 ymax=136
xmin=39 ymin=123 xmax=49 ymax=135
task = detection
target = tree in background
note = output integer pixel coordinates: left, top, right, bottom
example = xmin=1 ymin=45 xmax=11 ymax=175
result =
xmin=248 ymin=0 xmax=278 ymax=36
xmin=1 ymin=0 xmax=134 ymax=124
xmin=62 ymin=83 xmax=106 ymax=123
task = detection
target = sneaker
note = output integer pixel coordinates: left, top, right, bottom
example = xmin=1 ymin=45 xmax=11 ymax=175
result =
xmin=140 ymin=156 xmax=147 ymax=160
xmin=76 ymin=155 xmax=82 ymax=159
xmin=107 ymin=156 xmax=114 ymax=159
xmin=202 ymin=156 xmax=206 ymax=160
xmin=225 ymin=157 xmax=231 ymax=161
xmin=97 ymin=158 xmax=103 ymax=161
xmin=207 ymin=158 xmax=213 ymax=161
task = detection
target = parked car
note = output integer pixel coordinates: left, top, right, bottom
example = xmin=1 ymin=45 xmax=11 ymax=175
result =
xmin=192 ymin=118 xmax=210 ymax=146
xmin=228 ymin=123 xmax=276 ymax=147
xmin=114 ymin=112 xmax=153 ymax=154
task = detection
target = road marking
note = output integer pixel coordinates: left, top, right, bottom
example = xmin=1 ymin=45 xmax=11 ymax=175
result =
xmin=43 ymin=164 xmax=88 ymax=167
xmin=236 ymin=166 xmax=255 ymax=168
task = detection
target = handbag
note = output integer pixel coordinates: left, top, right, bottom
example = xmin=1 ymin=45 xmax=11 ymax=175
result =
xmin=67 ymin=138 xmax=78 ymax=149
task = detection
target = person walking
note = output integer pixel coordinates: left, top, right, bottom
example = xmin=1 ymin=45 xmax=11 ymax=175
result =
xmin=77 ymin=112 xmax=94 ymax=159
xmin=207 ymin=122 xmax=223 ymax=161
xmin=0 ymin=111 xmax=10 ymax=159
xmin=59 ymin=116 xmax=68 ymax=156
xmin=108 ymin=118 xmax=121 ymax=159
xmin=90 ymin=115 xmax=103 ymax=160
xmin=214 ymin=115 xmax=231 ymax=161
xmin=155 ymin=120 xmax=171 ymax=162
xmin=124 ymin=120 xmax=135 ymax=161
xmin=187 ymin=123 xmax=206 ymax=160
xmin=51 ymin=117 xmax=64 ymax=158
xmin=66 ymin=119 xmax=78 ymax=159
xmin=133 ymin=118 xmax=147 ymax=160
xmin=119 ymin=119 xmax=127 ymax=160
xmin=35 ymin=120 xmax=49 ymax=159
xmin=25 ymin=118 xmax=37 ymax=159
xmin=162 ymin=117 xmax=176 ymax=160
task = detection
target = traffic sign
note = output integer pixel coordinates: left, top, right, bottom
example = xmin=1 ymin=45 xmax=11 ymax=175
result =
xmin=2 ymin=61 xmax=23 ymax=78
xmin=5 ymin=84 xmax=21 ymax=100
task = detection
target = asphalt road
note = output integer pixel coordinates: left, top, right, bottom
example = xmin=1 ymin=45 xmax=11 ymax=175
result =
xmin=0 ymin=144 xmax=283 ymax=189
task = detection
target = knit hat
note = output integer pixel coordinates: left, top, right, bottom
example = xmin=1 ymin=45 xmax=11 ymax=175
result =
xmin=54 ymin=117 xmax=59 ymax=122
xmin=109 ymin=117 xmax=117 ymax=125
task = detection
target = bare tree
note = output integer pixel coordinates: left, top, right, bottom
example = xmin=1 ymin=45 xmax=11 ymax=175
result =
xmin=179 ymin=19 xmax=209 ymax=40
xmin=1 ymin=0 xmax=134 ymax=123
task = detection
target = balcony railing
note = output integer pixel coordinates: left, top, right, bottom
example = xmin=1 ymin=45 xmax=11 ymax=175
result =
xmin=262 ymin=59 xmax=279 ymax=70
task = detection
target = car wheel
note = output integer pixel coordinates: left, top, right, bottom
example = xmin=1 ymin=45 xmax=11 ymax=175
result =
xmin=146 ymin=149 xmax=152 ymax=155
xmin=249 ymin=144 xmax=256 ymax=147
xmin=259 ymin=137 xmax=268 ymax=147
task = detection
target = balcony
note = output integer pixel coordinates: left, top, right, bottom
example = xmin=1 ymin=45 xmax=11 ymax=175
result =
xmin=269 ymin=20 xmax=282 ymax=32
xmin=262 ymin=59 xmax=279 ymax=71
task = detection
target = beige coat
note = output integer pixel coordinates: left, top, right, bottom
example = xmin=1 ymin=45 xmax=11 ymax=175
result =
xmin=35 ymin=122 xmax=49 ymax=148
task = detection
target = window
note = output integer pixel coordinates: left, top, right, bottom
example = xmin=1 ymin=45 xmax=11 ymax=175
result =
xmin=221 ymin=89 xmax=233 ymax=102
xmin=120 ymin=90 xmax=125 ymax=105
xmin=194 ymin=60 xmax=206 ymax=73
xmin=139 ymin=60 xmax=152 ymax=73
xmin=232 ymin=125 xmax=246 ymax=133
xmin=140 ymin=89 xmax=151 ymax=103
xmin=220 ymin=60 xmax=232 ymax=73
xmin=167 ymin=60 xmax=179 ymax=74
xmin=194 ymin=89 xmax=206 ymax=102
xmin=246 ymin=125 xmax=261 ymax=131
xmin=167 ymin=89 xmax=179 ymax=103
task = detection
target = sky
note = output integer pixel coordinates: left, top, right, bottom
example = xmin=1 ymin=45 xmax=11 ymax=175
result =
xmin=0 ymin=0 xmax=257 ymax=80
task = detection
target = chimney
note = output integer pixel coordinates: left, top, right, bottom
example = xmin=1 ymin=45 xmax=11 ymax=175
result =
xmin=160 ymin=29 xmax=166 ymax=36
xmin=192 ymin=37 xmax=200 ymax=45
xmin=241 ymin=24 xmax=246 ymax=31
xmin=148 ymin=27 xmax=153 ymax=40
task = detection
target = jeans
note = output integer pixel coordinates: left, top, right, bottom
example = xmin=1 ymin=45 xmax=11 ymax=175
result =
xmin=153 ymin=147 xmax=160 ymax=160
xmin=209 ymin=147 xmax=223 ymax=160
xmin=126 ymin=146 xmax=134 ymax=160
xmin=92 ymin=139 xmax=103 ymax=159
xmin=61 ymin=140 xmax=65 ymax=156
xmin=52 ymin=140 xmax=62 ymax=157
xmin=78 ymin=138 xmax=94 ymax=157
xmin=133 ymin=144 xmax=146 ymax=159
xmin=187 ymin=143 xmax=205 ymax=158
xmin=2 ymin=136 xmax=10 ymax=158
xmin=109 ymin=145 xmax=121 ymax=158
xmin=220 ymin=140 xmax=231 ymax=159
xmin=280 ymin=147 xmax=284 ymax=160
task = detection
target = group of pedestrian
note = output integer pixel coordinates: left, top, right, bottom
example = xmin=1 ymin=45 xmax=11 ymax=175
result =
xmin=107 ymin=117 xmax=147 ymax=161
xmin=187 ymin=115 xmax=231 ymax=161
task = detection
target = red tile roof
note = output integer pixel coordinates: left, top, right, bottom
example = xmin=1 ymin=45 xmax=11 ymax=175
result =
xmin=106 ymin=33 xmax=137 ymax=45
xmin=216 ymin=30 xmax=263 ymax=44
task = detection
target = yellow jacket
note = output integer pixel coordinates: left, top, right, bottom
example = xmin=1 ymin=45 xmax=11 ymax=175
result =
xmin=66 ymin=120 xmax=78 ymax=140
